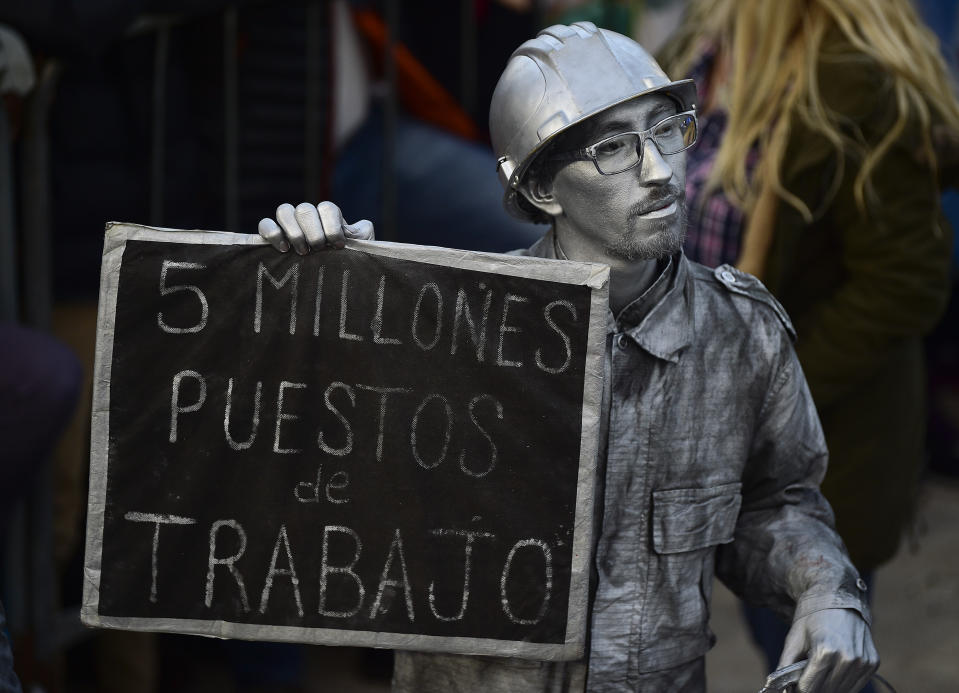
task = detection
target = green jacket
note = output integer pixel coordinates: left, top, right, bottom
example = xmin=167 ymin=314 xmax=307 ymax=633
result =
xmin=762 ymin=40 xmax=953 ymax=571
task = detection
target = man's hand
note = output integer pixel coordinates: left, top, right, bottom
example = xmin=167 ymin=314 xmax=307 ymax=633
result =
xmin=778 ymin=608 xmax=878 ymax=692
xmin=258 ymin=201 xmax=374 ymax=253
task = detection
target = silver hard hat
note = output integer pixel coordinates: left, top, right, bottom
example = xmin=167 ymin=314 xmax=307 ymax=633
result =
xmin=489 ymin=22 xmax=697 ymax=221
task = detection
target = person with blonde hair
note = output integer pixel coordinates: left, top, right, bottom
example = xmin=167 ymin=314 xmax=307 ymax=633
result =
xmin=663 ymin=0 xmax=959 ymax=679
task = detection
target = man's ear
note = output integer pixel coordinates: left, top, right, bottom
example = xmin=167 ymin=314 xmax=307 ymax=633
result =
xmin=518 ymin=173 xmax=563 ymax=218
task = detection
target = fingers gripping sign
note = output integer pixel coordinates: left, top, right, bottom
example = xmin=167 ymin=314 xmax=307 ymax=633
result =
xmin=294 ymin=203 xmax=326 ymax=250
xmin=258 ymin=201 xmax=374 ymax=253
xmin=276 ymin=203 xmax=310 ymax=255
xmin=257 ymin=215 xmax=290 ymax=253
xmin=777 ymin=608 xmax=879 ymax=693
xmin=317 ymin=201 xmax=348 ymax=249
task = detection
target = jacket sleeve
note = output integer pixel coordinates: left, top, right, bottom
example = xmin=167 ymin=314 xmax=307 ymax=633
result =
xmin=714 ymin=325 xmax=870 ymax=623
xmin=775 ymin=55 xmax=953 ymax=409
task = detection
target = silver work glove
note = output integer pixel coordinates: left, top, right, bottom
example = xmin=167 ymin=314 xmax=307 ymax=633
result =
xmin=778 ymin=607 xmax=878 ymax=692
xmin=258 ymin=201 xmax=374 ymax=253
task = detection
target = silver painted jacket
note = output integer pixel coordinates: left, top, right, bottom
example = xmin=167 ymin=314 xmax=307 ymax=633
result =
xmin=393 ymin=234 xmax=869 ymax=693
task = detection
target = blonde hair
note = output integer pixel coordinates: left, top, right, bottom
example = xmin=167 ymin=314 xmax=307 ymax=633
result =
xmin=662 ymin=0 xmax=959 ymax=219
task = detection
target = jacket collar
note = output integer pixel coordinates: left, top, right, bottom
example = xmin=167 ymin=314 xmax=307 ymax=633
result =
xmin=622 ymin=252 xmax=693 ymax=363
xmin=526 ymin=229 xmax=693 ymax=362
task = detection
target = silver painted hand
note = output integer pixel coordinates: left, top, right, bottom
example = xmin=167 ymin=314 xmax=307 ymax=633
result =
xmin=258 ymin=201 xmax=374 ymax=253
xmin=779 ymin=608 xmax=878 ymax=693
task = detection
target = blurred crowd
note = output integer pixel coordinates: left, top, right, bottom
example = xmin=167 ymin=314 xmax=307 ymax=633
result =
xmin=1 ymin=0 xmax=958 ymax=691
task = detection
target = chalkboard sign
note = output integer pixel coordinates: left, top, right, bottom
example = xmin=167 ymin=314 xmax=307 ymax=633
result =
xmin=82 ymin=223 xmax=608 ymax=660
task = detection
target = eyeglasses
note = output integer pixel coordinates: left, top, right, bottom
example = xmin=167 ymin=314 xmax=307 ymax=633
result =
xmin=558 ymin=111 xmax=698 ymax=175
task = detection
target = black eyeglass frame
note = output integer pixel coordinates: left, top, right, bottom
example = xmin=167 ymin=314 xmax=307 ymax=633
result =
xmin=552 ymin=110 xmax=699 ymax=176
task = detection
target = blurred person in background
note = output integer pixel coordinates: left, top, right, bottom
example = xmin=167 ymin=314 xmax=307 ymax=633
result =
xmin=661 ymin=0 xmax=959 ymax=682
xmin=1 ymin=20 xmax=83 ymax=693
xmin=916 ymin=0 xmax=959 ymax=479
xmin=0 ymin=324 xmax=82 ymax=693
xmin=327 ymin=0 xmax=546 ymax=251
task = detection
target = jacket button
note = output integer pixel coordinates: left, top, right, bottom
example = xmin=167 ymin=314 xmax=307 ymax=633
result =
xmin=617 ymin=334 xmax=629 ymax=349
xmin=720 ymin=269 xmax=736 ymax=283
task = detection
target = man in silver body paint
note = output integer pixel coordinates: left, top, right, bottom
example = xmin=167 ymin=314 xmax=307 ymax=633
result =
xmin=259 ymin=22 xmax=878 ymax=693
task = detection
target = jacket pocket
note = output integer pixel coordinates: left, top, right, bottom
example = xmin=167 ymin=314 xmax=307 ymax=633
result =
xmin=639 ymin=483 xmax=743 ymax=670
xmin=651 ymin=482 xmax=743 ymax=554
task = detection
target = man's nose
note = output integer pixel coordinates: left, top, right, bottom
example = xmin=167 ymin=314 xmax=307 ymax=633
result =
xmin=639 ymin=137 xmax=673 ymax=185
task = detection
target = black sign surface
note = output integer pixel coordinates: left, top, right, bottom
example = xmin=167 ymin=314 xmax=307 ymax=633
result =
xmin=82 ymin=224 xmax=607 ymax=660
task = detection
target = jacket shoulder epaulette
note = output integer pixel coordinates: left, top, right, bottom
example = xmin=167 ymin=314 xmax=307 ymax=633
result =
xmin=712 ymin=264 xmax=796 ymax=341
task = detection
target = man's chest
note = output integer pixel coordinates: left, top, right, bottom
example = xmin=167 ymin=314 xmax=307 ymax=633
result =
xmin=603 ymin=332 xmax=765 ymax=491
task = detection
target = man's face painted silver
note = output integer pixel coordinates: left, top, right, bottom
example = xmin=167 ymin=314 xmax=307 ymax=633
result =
xmin=529 ymin=94 xmax=688 ymax=263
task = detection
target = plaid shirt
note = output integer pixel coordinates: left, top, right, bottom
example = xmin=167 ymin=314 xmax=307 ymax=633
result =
xmin=682 ymin=52 xmax=756 ymax=269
